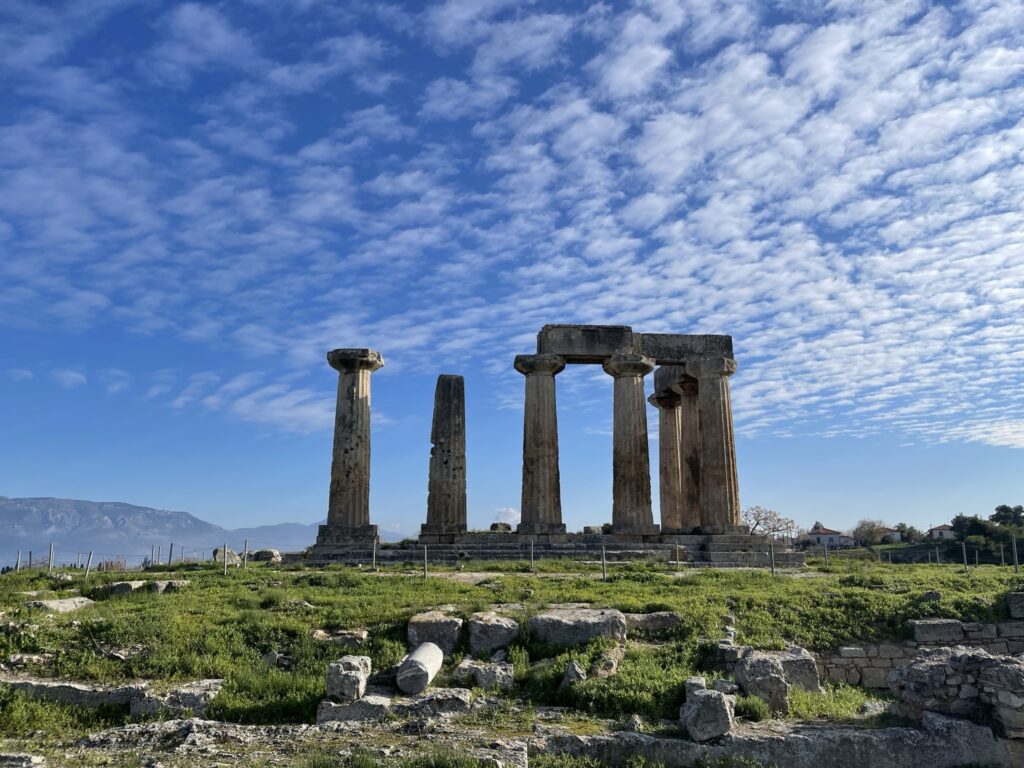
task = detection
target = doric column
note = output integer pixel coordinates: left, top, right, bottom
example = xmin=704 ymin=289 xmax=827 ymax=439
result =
xmin=674 ymin=378 xmax=702 ymax=532
xmin=421 ymin=375 xmax=467 ymax=543
xmin=322 ymin=348 xmax=383 ymax=542
xmin=648 ymin=390 xmax=684 ymax=532
xmin=602 ymin=354 xmax=657 ymax=535
xmin=686 ymin=357 xmax=740 ymax=534
xmin=516 ymin=354 xmax=567 ymax=535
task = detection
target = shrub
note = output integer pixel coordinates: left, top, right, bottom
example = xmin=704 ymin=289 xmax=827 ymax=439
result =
xmin=734 ymin=694 xmax=770 ymax=722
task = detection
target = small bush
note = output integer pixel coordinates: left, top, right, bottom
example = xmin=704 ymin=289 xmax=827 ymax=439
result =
xmin=734 ymin=694 xmax=770 ymax=722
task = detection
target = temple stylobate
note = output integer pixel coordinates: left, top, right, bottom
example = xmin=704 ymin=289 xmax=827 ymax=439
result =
xmin=302 ymin=324 xmax=803 ymax=568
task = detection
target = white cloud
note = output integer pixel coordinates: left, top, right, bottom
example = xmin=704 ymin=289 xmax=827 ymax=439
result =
xmin=99 ymin=368 xmax=132 ymax=394
xmin=494 ymin=507 xmax=520 ymax=525
xmin=51 ymin=369 xmax=87 ymax=389
xmin=5 ymin=368 xmax=33 ymax=381
xmin=147 ymin=4 xmax=260 ymax=87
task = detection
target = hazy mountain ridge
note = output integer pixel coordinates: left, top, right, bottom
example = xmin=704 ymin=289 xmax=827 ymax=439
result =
xmin=0 ymin=496 xmax=377 ymax=565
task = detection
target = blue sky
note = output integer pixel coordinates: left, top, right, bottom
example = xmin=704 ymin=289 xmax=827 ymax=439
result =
xmin=1 ymin=0 xmax=1023 ymax=538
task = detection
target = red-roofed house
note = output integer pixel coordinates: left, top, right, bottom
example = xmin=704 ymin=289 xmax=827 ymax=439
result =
xmin=804 ymin=527 xmax=855 ymax=548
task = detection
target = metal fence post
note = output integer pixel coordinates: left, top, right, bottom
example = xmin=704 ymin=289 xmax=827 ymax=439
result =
xmin=769 ymin=541 xmax=776 ymax=577
xmin=1002 ymin=544 xmax=1006 ymax=566
xmin=1014 ymin=536 xmax=1019 ymax=574
xmin=242 ymin=539 xmax=248 ymax=569
xmin=48 ymin=542 xmax=54 ymax=573
xmin=423 ymin=545 xmax=428 ymax=579
xmin=372 ymin=538 xmax=377 ymax=571
xmin=15 ymin=550 xmax=21 ymax=572
xmin=962 ymin=541 xmax=969 ymax=573
xmin=85 ymin=551 xmax=94 ymax=578
xmin=223 ymin=542 xmax=228 ymax=576
xmin=530 ymin=540 xmax=535 ymax=571
xmin=601 ymin=545 xmax=607 ymax=581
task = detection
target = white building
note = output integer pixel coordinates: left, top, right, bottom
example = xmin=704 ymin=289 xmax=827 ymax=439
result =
xmin=928 ymin=524 xmax=955 ymax=540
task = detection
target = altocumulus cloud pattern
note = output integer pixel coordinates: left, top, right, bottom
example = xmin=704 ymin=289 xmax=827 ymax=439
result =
xmin=1 ymin=0 xmax=1023 ymax=447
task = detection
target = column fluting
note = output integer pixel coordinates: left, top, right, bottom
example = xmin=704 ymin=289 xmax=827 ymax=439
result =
xmin=686 ymin=357 xmax=740 ymax=534
xmin=516 ymin=354 xmax=567 ymax=535
xmin=649 ymin=390 xmax=684 ymax=532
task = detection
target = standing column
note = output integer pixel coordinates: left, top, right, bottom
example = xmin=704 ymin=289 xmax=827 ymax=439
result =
xmin=648 ymin=391 xmax=684 ymax=532
xmin=319 ymin=348 xmax=383 ymax=544
xmin=686 ymin=357 xmax=740 ymax=534
xmin=516 ymin=354 xmax=567 ymax=535
xmin=420 ymin=375 xmax=467 ymax=543
xmin=673 ymin=378 xmax=702 ymax=532
xmin=602 ymin=354 xmax=658 ymax=535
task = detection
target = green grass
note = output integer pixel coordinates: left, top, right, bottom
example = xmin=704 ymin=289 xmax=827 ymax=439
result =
xmin=1 ymin=559 xmax=1020 ymax=733
xmin=787 ymin=682 xmax=886 ymax=722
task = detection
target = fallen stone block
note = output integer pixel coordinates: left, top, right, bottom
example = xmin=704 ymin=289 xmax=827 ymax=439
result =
xmin=23 ymin=598 xmax=93 ymax=614
xmin=0 ymin=677 xmax=147 ymax=708
xmin=454 ymin=659 xmax=514 ymax=690
xmin=103 ymin=581 xmax=146 ymax=597
xmin=560 ymin=660 xmax=587 ymax=689
xmin=408 ymin=611 xmax=464 ymax=655
xmin=128 ymin=679 xmax=222 ymax=717
xmin=397 ymin=642 xmax=444 ymax=695
xmin=527 ymin=609 xmax=627 ymax=647
xmin=250 ymin=548 xmax=282 ymax=562
xmin=316 ymin=693 xmax=393 ymax=723
xmin=468 ymin=612 xmax=519 ymax=656
xmin=779 ymin=646 xmax=822 ymax=693
xmin=0 ymin=755 xmax=46 ymax=767
xmin=311 ymin=629 xmax=368 ymax=648
xmin=1008 ymin=593 xmax=1024 ymax=620
xmin=734 ymin=652 xmax=790 ymax=713
xmin=147 ymin=580 xmax=189 ymax=594
xmin=326 ymin=656 xmax=372 ymax=702
xmin=680 ymin=677 xmax=734 ymax=742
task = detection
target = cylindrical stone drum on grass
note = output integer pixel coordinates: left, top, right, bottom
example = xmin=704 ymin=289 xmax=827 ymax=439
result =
xmin=396 ymin=641 xmax=444 ymax=695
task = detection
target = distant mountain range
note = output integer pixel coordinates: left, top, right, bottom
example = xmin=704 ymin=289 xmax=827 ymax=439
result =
xmin=0 ymin=496 xmax=403 ymax=567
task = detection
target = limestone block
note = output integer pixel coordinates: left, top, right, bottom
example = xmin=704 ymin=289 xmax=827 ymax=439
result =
xmin=468 ymin=612 xmax=518 ymax=656
xmin=311 ymin=629 xmax=368 ymax=648
xmin=23 ymin=598 xmax=93 ymax=614
xmin=527 ymin=609 xmax=627 ymax=647
xmin=129 ymin=679 xmax=222 ymax=717
xmin=394 ymin=688 xmax=473 ymax=718
xmin=734 ymin=653 xmax=790 ymax=713
xmin=1007 ymin=593 xmax=1024 ymax=619
xmin=839 ymin=646 xmax=866 ymax=658
xmin=0 ymin=755 xmax=46 ymax=767
xmin=454 ymin=659 xmax=514 ymax=690
xmin=680 ymin=688 xmax=734 ymax=742
xmin=779 ymin=647 xmax=823 ymax=693
xmin=998 ymin=621 xmax=1024 ymax=639
xmin=147 ymin=580 xmax=189 ymax=594
xmin=0 ymin=678 xmax=147 ymax=708
xmin=909 ymin=619 xmax=963 ymax=644
xmin=560 ymin=660 xmax=587 ymax=689
xmin=408 ymin=611 xmax=464 ymax=655
xmin=326 ymin=656 xmax=372 ymax=702
xmin=396 ymin=642 xmax=444 ymax=695
xmin=251 ymin=549 xmax=282 ymax=562
xmin=623 ymin=612 xmax=682 ymax=638
xmin=860 ymin=667 xmax=889 ymax=689
xmin=212 ymin=547 xmax=240 ymax=566
xmin=104 ymin=581 xmax=146 ymax=596
xmin=590 ymin=645 xmax=625 ymax=679
xmin=316 ymin=694 xmax=392 ymax=723
xmin=712 ymin=679 xmax=739 ymax=694
xmin=685 ymin=676 xmax=707 ymax=695
xmin=877 ymin=643 xmax=905 ymax=659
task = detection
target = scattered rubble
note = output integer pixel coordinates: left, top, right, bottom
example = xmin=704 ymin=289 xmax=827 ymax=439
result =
xmin=680 ymin=676 xmax=734 ymax=742
xmin=326 ymin=656 xmax=372 ymax=702
xmin=23 ymin=597 xmax=93 ymax=614
xmin=129 ymin=679 xmax=223 ymax=718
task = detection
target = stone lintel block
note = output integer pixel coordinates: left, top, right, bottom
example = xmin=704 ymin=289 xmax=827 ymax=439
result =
xmin=327 ymin=348 xmax=383 ymax=372
xmin=909 ymin=619 xmax=964 ymax=644
xmin=1007 ymin=593 xmax=1024 ymax=619
xmin=638 ymin=333 xmax=734 ymax=365
xmin=653 ymin=365 xmax=688 ymax=394
xmin=536 ymin=324 xmax=634 ymax=363
xmin=860 ymin=667 xmax=889 ymax=688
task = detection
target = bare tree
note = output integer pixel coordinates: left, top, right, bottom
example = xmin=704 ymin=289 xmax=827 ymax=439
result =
xmin=853 ymin=518 xmax=889 ymax=546
xmin=742 ymin=506 xmax=796 ymax=537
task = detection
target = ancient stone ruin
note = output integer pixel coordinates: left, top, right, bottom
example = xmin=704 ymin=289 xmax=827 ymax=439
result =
xmin=304 ymin=325 xmax=803 ymax=567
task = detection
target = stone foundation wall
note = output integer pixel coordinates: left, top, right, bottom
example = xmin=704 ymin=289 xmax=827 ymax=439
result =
xmin=817 ymin=619 xmax=1024 ymax=688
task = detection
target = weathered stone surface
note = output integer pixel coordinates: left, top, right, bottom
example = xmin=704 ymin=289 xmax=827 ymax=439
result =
xmin=590 ymin=644 xmax=625 ymax=679
xmin=534 ymin=711 xmax=1016 ymax=768
xmin=528 ymin=609 xmax=627 ymax=647
xmin=489 ymin=522 xmax=512 ymax=532
xmin=103 ymin=581 xmax=146 ymax=596
xmin=147 ymin=580 xmax=189 ymax=593
xmin=536 ymin=324 xmax=634 ymax=363
xmin=1008 ymin=593 xmax=1024 ymax=619
xmin=712 ymin=679 xmax=739 ymax=694
xmin=561 ymin=661 xmax=587 ymax=689
xmin=422 ymin=375 xmax=467 ymax=540
xmin=910 ymin=619 xmax=963 ymax=643
xmin=890 ymin=646 xmax=1024 ymax=738
xmin=311 ymin=629 xmax=368 ymax=648
xmin=250 ymin=549 xmax=282 ymax=562
xmin=516 ymin=353 xmax=567 ymax=535
xmin=316 ymin=693 xmax=393 ymax=723
xmin=680 ymin=677 xmax=734 ymax=742
xmin=686 ymin=357 xmax=740 ymax=532
xmin=778 ymin=646 xmax=822 ymax=693
xmin=129 ymin=680 xmax=222 ymax=717
xmin=454 ymin=659 xmax=514 ymax=690
xmin=603 ymin=354 xmax=656 ymax=533
xmin=0 ymin=677 xmax=147 ymax=708
xmin=326 ymin=656 xmax=372 ymax=702
xmin=734 ymin=653 xmax=790 ymax=713
xmin=408 ymin=611 xmax=463 ymax=655
xmin=0 ymin=755 xmax=46 ymax=767
xmin=396 ymin=642 xmax=444 ymax=695
xmin=998 ymin=621 xmax=1024 ymax=639
xmin=624 ymin=612 xmax=682 ymax=638
xmin=212 ymin=547 xmax=240 ymax=566
xmin=23 ymin=597 xmax=93 ymax=614
xmin=468 ymin=612 xmax=518 ymax=656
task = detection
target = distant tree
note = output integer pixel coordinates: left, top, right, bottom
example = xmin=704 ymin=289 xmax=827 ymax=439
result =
xmin=894 ymin=523 xmax=923 ymax=543
xmin=742 ymin=506 xmax=796 ymax=537
xmin=951 ymin=514 xmax=996 ymax=540
xmin=811 ymin=521 xmax=825 ymax=532
xmin=852 ymin=519 xmax=888 ymax=546
xmin=990 ymin=505 xmax=1024 ymax=527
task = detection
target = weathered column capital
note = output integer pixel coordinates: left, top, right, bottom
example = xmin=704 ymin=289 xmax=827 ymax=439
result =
xmin=328 ymin=348 xmax=384 ymax=373
xmin=670 ymin=376 xmax=699 ymax=397
xmin=515 ymin=353 xmax=566 ymax=376
xmin=685 ymin=357 xmax=737 ymax=380
xmin=648 ymin=390 xmax=682 ymax=410
xmin=602 ymin=354 xmax=655 ymax=378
